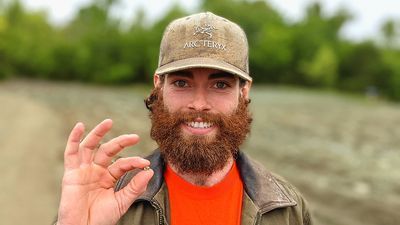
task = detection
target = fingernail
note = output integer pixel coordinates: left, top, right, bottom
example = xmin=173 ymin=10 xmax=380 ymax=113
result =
xmin=128 ymin=134 xmax=139 ymax=138
xmin=75 ymin=122 xmax=84 ymax=129
xmin=140 ymin=158 xmax=150 ymax=164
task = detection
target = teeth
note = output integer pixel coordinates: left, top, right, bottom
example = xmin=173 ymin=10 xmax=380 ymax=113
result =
xmin=187 ymin=121 xmax=213 ymax=129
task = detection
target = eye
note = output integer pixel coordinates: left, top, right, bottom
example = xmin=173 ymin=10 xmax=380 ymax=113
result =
xmin=173 ymin=80 xmax=188 ymax=88
xmin=213 ymin=81 xmax=229 ymax=89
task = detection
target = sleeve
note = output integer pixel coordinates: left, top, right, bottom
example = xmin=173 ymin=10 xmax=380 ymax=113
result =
xmin=300 ymin=195 xmax=313 ymax=225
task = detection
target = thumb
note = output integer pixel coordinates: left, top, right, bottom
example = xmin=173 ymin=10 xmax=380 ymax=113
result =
xmin=115 ymin=169 xmax=154 ymax=213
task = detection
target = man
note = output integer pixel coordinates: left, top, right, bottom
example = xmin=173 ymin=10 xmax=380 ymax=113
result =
xmin=56 ymin=12 xmax=312 ymax=225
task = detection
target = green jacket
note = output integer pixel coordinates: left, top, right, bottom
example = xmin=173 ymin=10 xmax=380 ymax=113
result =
xmin=115 ymin=150 xmax=312 ymax=225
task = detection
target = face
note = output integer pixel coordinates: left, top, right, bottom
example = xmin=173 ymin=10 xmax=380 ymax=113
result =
xmin=154 ymin=68 xmax=251 ymax=140
xmin=149 ymin=68 xmax=252 ymax=175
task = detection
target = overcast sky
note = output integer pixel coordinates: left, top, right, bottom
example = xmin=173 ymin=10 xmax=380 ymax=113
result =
xmin=18 ymin=0 xmax=400 ymax=41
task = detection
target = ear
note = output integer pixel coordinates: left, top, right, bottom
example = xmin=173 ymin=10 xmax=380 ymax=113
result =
xmin=154 ymin=74 xmax=161 ymax=88
xmin=240 ymin=81 xmax=252 ymax=100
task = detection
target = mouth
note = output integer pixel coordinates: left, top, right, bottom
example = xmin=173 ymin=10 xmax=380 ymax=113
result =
xmin=182 ymin=120 xmax=216 ymax=136
xmin=185 ymin=121 xmax=214 ymax=129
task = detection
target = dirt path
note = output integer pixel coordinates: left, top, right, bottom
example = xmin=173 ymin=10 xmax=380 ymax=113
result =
xmin=0 ymin=91 xmax=65 ymax=225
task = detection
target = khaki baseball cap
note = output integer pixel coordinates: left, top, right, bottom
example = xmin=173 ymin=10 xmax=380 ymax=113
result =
xmin=155 ymin=12 xmax=252 ymax=81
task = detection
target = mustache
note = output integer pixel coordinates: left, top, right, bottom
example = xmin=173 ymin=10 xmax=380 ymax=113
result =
xmin=168 ymin=110 xmax=227 ymax=127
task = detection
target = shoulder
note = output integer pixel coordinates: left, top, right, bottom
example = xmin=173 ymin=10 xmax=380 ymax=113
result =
xmin=273 ymin=172 xmax=306 ymax=203
xmin=272 ymin=174 xmax=313 ymax=224
xmin=237 ymin=152 xmax=313 ymax=225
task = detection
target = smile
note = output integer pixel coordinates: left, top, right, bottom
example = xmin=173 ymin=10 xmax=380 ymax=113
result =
xmin=182 ymin=120 xmax=216 ymax=136
xmin=186 ymin=121 xmax=214 ymax=129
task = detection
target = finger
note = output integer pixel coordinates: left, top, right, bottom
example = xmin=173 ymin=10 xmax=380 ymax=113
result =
xmin=94 ymin=134 xmax=140 ymax=167
xmin=64 ymin=122 xmax=85 ymax=170
xmin=115 ymin=169 xmax=154 ymax=213
xmin=107 ymin=157 xmax=150 ymax=181
xmin=79 ymin=119 xmax=113 ymax=164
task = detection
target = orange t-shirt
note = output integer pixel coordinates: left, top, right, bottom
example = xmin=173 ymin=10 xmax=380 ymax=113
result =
xmin=164 ymin=162 xmax=243 ymax=225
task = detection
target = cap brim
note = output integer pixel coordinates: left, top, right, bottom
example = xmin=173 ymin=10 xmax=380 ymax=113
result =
xmin=155 ymin=57 xmax=252 ymax=81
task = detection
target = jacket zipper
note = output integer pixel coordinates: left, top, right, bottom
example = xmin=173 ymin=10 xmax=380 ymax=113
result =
xmin=254 ymin=212 xmax=261 ymax=225
xmin=150 ymin=200 xmax=165 ymax=225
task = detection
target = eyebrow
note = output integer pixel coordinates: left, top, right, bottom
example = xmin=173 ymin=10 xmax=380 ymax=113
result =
xmin=168 ymin=71 xmax=193 ymax=78
xmin=209 ymin=72 xmax=236 ymax=80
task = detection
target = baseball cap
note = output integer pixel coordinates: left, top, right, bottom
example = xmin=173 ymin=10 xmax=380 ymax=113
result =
xmin=155 ymin=12 xmax=252 ymax=81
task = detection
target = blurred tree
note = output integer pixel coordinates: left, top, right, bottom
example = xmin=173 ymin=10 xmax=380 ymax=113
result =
xmin=379 ymin=19 xmax=400 ymax=100
xmin=55 ymin=0 xmax=126 ymax=83
xmin=0 ymin=0 xmax=56 ymax=78
xmin=1 ymin=0 xmax=400 ymax=101
xmin=382 ymin=49 xmax=400 ymax=100
xmin=251 ymin=23 xmax=294 ymax=83
xmin=142 ymin=5 xmax=187 ymax=82
xmin=337 ymin=41 xmax=390 ymax=93
xmin=381 ymin=19 xmax=397 ymax=48
xmin=291 ymin=3 xmax=351 ymax=85
xmin=0 ymin=4 xmax=10 ymax=79
xmin=300 ymin=45 xmax=338 ymax=87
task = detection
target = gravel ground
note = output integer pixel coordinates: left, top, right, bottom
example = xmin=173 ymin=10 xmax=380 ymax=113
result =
xmin=1 ymin=79 xmax=399 ymax=225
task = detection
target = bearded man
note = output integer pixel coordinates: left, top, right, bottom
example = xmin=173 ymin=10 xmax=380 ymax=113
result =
xmin=55 ymin=12 xmax=312 ymax=225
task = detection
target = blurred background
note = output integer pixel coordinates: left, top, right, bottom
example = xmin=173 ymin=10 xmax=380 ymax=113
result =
xmin=0 ymin=0 xmax=399 ymax=224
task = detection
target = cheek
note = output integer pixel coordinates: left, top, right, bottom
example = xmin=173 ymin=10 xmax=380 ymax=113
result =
xmin=162 ymin=89 xmax=190 ymax=112
xmin=209 ymin=95 xmax=239 ymax=114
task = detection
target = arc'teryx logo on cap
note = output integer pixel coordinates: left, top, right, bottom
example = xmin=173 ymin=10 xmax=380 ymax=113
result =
xmin=193 ymin=24 xmax=216 ymax=39
xmin=183 ymin=24 xmax=226 ymax=50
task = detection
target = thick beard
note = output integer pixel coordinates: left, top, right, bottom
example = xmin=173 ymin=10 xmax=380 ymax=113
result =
xmin=148 ymin=87 xmax=252 ymax=176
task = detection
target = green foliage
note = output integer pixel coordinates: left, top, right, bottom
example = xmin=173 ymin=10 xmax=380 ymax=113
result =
xmin=1 ymin=0 xmax=400 ymax=101
xmin=381 ymin=19 xmax=397 ymax=48
xmin=337 ymin=41 xmax=390 ymax=92
xmin=300 ymin=45 xmax=338 ymax=87
xmin=289 ymin=3 xmax=351 ymax=85
xmin=0 ymin=0 xmax=56 ymax=78
xmin=251 ymin=24 xmax=294 ymax=83
xmin=382 ymin=50 xmax=400 ymax=100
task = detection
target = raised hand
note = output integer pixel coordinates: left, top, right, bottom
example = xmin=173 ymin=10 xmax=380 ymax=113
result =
xmin=57 ymin=119 xmax=154 ymax=225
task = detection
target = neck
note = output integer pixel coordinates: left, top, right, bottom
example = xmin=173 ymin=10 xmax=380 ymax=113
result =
xmin=168 ymin=157 xmax=235 ymax=187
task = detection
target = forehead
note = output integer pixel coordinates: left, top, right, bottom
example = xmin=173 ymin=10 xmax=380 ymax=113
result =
xmin=166 ymin=68 xmax=238 ymax=80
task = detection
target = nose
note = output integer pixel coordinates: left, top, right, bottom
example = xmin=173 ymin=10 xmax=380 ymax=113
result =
xmin=187 ymin=88 xmax=211 ymax=112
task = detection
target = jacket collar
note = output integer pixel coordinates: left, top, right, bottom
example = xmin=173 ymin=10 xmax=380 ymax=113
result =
xmin=118 ymin=150 xmax=296 ymax=212
xmin=236 ymin=151 xmax=297 ymax=213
